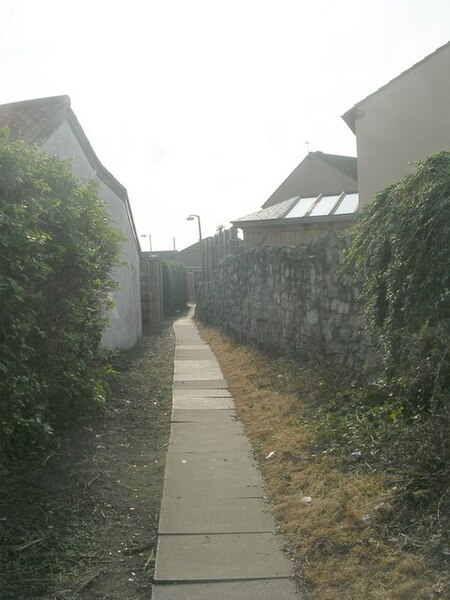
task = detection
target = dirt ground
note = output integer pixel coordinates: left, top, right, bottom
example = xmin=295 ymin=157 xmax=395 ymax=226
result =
xmin=0 ymin=323 xmax=174 ymax=600
xmin=3 ymin=316 xmax=448 ymax=600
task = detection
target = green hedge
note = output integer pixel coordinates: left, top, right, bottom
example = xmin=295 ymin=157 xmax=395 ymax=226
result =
xmin=0 ymin=131 xmax=122 ymax=461
xmin=346 ymin=151 xmax=450 ymax=412
xmin=162 ymin=262 xmax=187 ymax=316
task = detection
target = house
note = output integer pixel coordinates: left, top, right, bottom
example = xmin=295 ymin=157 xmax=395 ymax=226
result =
xmin=0 ymin=95 xmax=142 ymax=349
xmin=262 ymin=151 xmax=357 ymax=208
xmin=343 ymin=41 xmax=450 ymax=206
xmin=233 ymin=151 xmax=358 ymax=248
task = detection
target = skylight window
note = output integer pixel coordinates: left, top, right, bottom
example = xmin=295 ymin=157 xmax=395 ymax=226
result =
xmin=334 ymin=193 xmax=359 ymax=214
xmin=285 ymin=197 xmax=317 ymax=218
xmin=309 ymin=195 xmax=342 ymax=216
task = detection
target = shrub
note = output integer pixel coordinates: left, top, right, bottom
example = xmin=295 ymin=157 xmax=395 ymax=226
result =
xmin=0 ymin=130 xmax=122 ymax=460
xmin=345 ymin=151 xmax=450 ymax=413
xmin=162 ymin=262 xmax=187 ymax=315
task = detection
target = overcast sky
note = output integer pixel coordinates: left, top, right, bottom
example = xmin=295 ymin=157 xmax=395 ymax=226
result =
xmin=0 ymin=0 xmax=449 ymax=251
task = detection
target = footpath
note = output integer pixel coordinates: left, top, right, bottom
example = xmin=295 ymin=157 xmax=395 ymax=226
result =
xmin=152 ymin=312 xmax=301 ymax=599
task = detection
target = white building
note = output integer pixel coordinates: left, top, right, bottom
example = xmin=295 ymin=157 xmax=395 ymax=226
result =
xmin=343 ymin=41 xmax=450 ymax=206
xmin=0 ymin=95 xmax=142 ymax=349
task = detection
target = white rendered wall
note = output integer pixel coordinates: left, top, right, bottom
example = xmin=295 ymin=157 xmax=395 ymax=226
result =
xmin=42 ymin=121 xmax=142 ymax=349
xmin=355 ymin=45 xmax=450 ymax=207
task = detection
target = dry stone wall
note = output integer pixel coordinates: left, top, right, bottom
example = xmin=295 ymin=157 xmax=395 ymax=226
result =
xmin=196 ymin=235 xmax=372 ymax=369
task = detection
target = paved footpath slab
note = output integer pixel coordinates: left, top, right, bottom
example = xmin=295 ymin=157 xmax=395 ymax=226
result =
xmin=152 ymin=312 xmax=301 ymax=599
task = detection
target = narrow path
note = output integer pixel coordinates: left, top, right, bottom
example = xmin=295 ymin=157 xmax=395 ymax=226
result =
xmin=152 ymin=311 xmax=301 ymax=599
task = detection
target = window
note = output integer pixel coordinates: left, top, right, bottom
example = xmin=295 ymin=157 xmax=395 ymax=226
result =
xmin=285 ymin=196 xmax=317 ymax=218
xmin=309 ymin=195 xmax=341 ymax=216
xmin=334 ymin=193 xmax=358 ymax=214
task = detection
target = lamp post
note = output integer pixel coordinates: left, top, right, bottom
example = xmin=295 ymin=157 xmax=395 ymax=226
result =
xmin=140 ymin=234 xmax=152 ymax=252
xmin=186 ymin=214 xmax=202 ymax=241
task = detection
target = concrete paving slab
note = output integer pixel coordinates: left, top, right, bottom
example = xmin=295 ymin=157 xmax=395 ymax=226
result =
xmin=154 ymin=314 xmax=298 ymax=596
xmin=174 ymin=359 xmax=218 ymax=366
xmin=173 ymin=372 xmax=224 ymax=381
xmin=174 ymin=339 xmax=205 ymax=346
xmin=174 ymin=326 xmax=202 ymax=333
xmin=174 ymin=360 xmax=222 ymax=373
xmin=173 ymin=388 xmax=231 ymax=398
xmin=152 ymin=579 xmax=299 ymax=600
xmin=175 ymin=344 xmax=211 ymax=350
xmin=173 ymin=397 xmax=235 ymax=410
xmin=162 ymin=451 xmax=264 ymax=498
xmin=154 ymin=532 xmax=293 ymax=581
xmin=174 ymin=369 xmax=223 ymax=377
xmin=161 ymin=473 xmax=263 ymax=501
xmin=175 ymin=349 xmax=215 ymax=360
xmin=168 ymin=422 xmax=250 ymax=453
xmin=173 ymin=379 xmax=228 ymax=389
xmin=174 ymin=328 xmax=203 ymax=334
xmin=159 ymin=496 xmax=276 ymax=534
xmin=171 ymin=409 xmax=237 ymax=422
xmin=169 ymin=412 xmax=243 ymax=431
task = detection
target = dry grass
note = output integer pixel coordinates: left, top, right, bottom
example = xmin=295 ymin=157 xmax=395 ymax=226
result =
xmin=200 ymin=325 xmax=447 ymax=600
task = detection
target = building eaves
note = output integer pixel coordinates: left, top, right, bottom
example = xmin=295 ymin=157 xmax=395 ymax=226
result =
xmin=64 ymin=107 xmax=140 ymax=253
xmin=342 ymin=40 xmax=450 ymax=133
xmin=232 ymin=212 xmax=357 ymax=229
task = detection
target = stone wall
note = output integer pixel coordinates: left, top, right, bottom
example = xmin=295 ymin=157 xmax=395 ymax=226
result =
xmin=196 ymin=235 xmax=372 ymax=369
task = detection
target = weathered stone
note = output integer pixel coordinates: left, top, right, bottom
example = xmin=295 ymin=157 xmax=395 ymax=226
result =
xmin=195 ymin=235 xmax=373 ymax=369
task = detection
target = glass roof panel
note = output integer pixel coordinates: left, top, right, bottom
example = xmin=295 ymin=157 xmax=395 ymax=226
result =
xmin=309 ymin=195 xmax=341 ymax=216
xmin=334 ymin=193 xmax=359 ymax=214
xmin=284 ymin=196 xmax=317 ymax=218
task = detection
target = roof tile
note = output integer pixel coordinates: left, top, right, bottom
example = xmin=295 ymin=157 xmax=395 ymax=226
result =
xmin=0 ymin=96 xmax=70 ymax=143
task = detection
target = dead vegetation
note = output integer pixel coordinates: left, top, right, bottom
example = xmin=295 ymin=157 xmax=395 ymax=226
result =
xmin=200 ymin=324 xmax=450 ymax=600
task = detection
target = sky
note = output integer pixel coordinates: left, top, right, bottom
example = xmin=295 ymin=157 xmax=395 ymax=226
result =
xmin=0 ymin=0 xmax=449 ymax=252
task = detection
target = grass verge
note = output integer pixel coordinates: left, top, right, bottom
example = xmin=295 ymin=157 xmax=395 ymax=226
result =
xmin=199 ymin=324 xmax=449 ymax=600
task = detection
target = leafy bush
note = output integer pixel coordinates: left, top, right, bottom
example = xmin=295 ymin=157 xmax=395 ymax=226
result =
xmin=345 ymin=151 xmax=450 ymax=413
xmin=162 ymin=262 xmax=187 ymax=315
xmin=0 ymin=131 xmax=122 ymax=461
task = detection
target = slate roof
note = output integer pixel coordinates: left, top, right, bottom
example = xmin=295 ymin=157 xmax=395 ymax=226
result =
xmin=0 ymin=96 xmax=129 ymax=199
xmin=315 ymin=152 xmax=357 ymax=181
xmin=262 ymin=151 xmax=357 ymax=209
xmin=0 ymin=95 xmax=69 ymax=143
xmin=234 ymin=192 xmax=358 ymax=226
xmin=0 ymin=95 xmax=140 ymax=251
xmin=234 ymin=197 xmax=298 ymax=223
xmin=342 ymin=40 xmax=450 ymax=133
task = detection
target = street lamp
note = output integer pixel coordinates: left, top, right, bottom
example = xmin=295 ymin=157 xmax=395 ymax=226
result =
xmin=140 ymin=234 xmax=152 ymax=252
xmin=187 ymin=214 xmax=202 ymax=241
